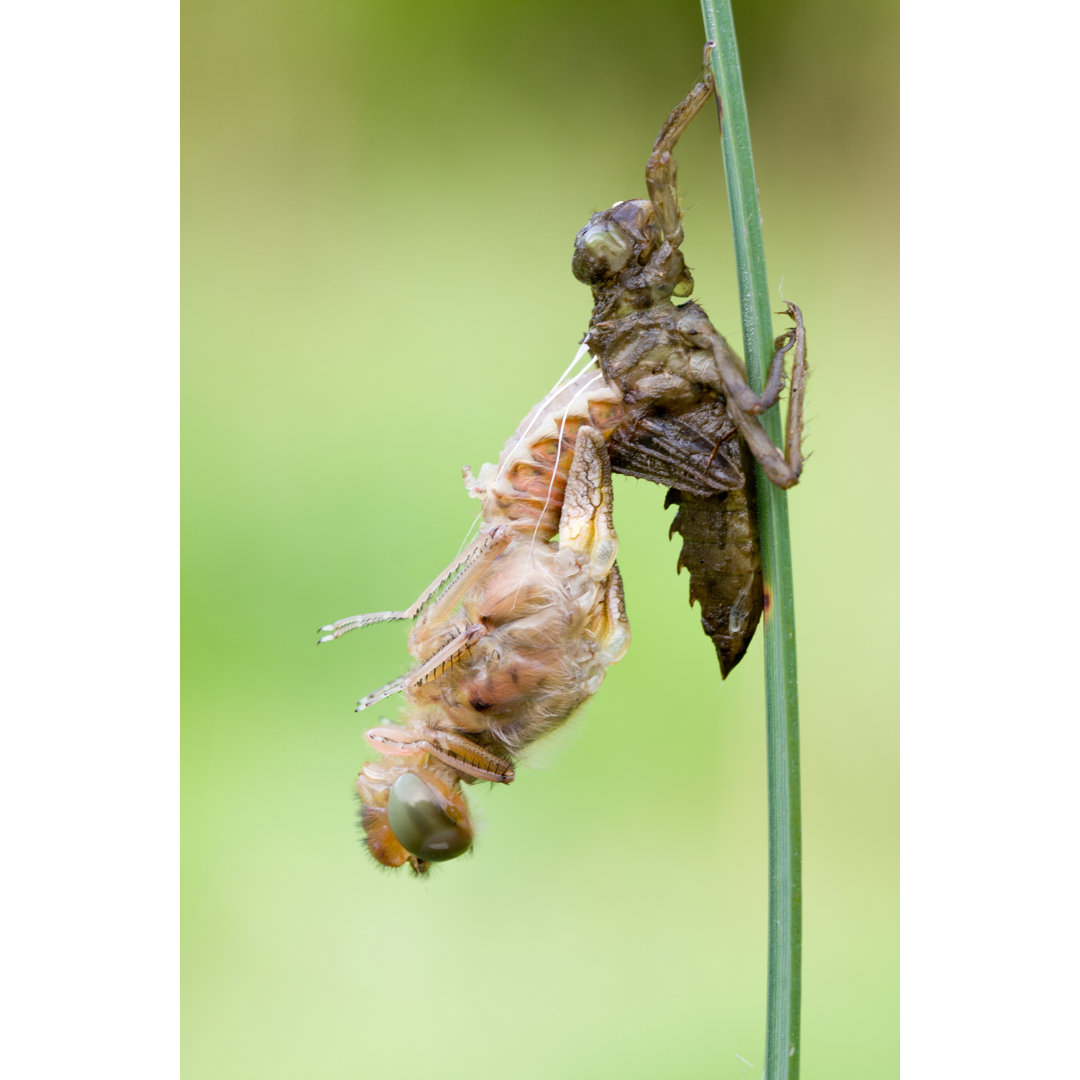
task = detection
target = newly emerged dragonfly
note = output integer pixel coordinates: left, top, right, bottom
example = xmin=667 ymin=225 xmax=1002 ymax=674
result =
xmin=321 ymin=415 xmax=632 ymax=873
xmin=319 ymin=64 xmax=806 ymax=873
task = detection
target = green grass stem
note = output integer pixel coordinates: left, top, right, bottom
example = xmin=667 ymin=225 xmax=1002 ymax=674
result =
xmin=698 ymin=3 xmax=803 ymax=1077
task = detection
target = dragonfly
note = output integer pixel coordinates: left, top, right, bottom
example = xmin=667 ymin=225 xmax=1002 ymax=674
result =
xmin=318 ymin=61 xmax=806 ymax=873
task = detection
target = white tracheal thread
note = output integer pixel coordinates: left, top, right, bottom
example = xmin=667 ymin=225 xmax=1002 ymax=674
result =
xmin=454 ymin=512 xmax=484 ymax=560
xmin=463 ymin=341 xmax=598 ymax=609
xmin=488 ymin=342 xmax=595 ymax=494
xmin=450 ymin=344 xmax=595 ymax=594
xmin=398 ymin=347 xmax=599 ymax=687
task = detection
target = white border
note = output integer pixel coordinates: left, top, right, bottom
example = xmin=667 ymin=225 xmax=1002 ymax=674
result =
xmin=902 ymin=3 xmax=1079 ymax=1076
xmin=1 ymin=4 xmax=178 ymax=1076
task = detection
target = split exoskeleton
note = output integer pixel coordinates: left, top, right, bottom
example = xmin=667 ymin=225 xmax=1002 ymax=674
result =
xmin=579 ymin=71 xmax=806 ymax=677
xmin=319 ymin=62 xmax=807 ymax=873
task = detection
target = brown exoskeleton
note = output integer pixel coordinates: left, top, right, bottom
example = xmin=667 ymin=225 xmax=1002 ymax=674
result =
xmin=582 ymin=70 xmax=807 ymax=676
xmin=318 ymin=63 xmax=806 ymax=873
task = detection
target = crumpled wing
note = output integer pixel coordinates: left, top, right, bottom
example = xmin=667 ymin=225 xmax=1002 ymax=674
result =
xmin=606 ymin=400 xmax=743 ymax=498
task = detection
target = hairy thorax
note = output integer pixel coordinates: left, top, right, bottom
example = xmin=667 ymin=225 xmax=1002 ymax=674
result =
xmin=405 ymin=539 xmax=608 ymax=752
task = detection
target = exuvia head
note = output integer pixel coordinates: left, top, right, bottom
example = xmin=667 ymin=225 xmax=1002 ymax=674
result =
xmin=572 ymin=199 xmax=693 ymax=302
xmin=572 ymin=200 xmax=656 ymax=284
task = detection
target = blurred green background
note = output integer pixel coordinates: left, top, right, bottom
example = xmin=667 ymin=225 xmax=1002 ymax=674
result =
xmin=182 ymin=1 xmax=897 ymax=1077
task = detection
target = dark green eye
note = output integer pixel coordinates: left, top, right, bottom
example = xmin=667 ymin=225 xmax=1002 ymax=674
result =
xmin=386 ymin=772 xmax=472 ymax=862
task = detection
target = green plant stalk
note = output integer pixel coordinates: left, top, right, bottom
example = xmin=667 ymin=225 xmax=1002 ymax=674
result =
xmin=698 ymin=2 xmax=803 ymax=1077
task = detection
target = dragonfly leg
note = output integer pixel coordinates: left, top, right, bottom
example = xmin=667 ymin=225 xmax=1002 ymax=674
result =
xmin=407 ymin=525 xmax=515 ymax=649
xmin=356 ymin=623 xmax=488 ymax=712
xmin=688 ymin=302 xmax=807 ymax=489
xmin=365 ymin=724 xmax=515 ymax=784
xmin=318 ymin=525 xmax=513 ymax=643
xmin=646 ymin=73 xmax=715 ymax=246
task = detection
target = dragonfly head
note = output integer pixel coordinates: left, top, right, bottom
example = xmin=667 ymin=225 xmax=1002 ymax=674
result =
xmin=357 ymin=761 xmax=473 ymax=873
xmin=572 ymin=199 xmax=694 ymax=303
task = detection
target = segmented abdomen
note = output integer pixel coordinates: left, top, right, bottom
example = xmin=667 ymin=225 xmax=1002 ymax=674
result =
xmin=469 ymin=349 xmax=764 ymax=678
xmin=472 ymin=370 xmax=628 ymax=538
xmin=664 ymin=479 xmax=762 ymax=678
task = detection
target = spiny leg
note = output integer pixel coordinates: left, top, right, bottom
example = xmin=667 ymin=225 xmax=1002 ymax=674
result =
xmin=689 ymin=314 xmax=794 ymax=418
xmin=735 ymin=332 xmax=789 ymax=415
xmin=406 ymin=525 xmax=518 ymax=656
xmin=356 ymin=622 xmax=487 ymax=712
xmin=318 ymin=525 xmax=513 ymax=643
xmin=780 ymin=302 xmax=808 ymax=476
xmin=365 ymin=725 xmax=515 ymax=784
xmin=712 ymin=302 xmax=808 ymax=490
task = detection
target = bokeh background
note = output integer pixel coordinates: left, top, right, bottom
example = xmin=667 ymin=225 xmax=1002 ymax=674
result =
xmin=182 ymin=2 xmax=897 ymax=1077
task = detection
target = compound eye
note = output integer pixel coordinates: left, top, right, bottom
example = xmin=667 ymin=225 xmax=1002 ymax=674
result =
xmin=386 ymin=772 xmax=472 ymax=862
xmin=572 ymin=222 xmax=632 ymax=284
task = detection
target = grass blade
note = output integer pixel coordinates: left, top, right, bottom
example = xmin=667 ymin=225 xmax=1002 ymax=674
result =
xmin=698 ymin=3 xmax=803 ymax=1077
